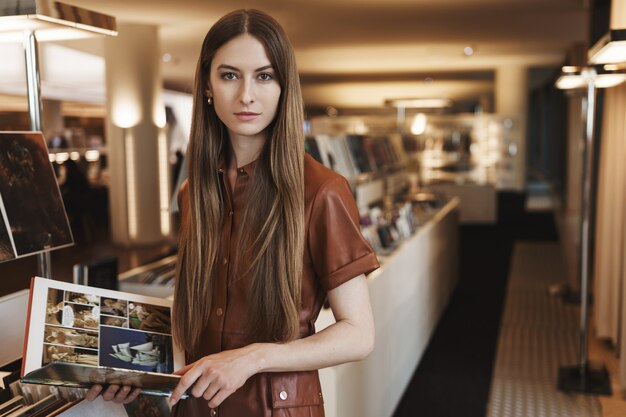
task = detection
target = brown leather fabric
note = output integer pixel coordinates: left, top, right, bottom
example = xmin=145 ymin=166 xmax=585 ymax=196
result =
xmin=173 ymin=154 xmax=379 ymax=417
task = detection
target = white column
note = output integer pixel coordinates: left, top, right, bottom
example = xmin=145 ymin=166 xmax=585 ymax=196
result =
xmin=104 ymin=23 xmax=169 ymax=246
xmin=495 ymin=65 xmax=528 ymax=191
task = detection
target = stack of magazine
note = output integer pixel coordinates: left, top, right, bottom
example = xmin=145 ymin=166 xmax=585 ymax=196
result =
xmin=0 ymin=357 xmax=86 ymax=417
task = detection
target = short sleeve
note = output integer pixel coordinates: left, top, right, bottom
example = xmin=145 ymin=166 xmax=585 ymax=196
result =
xmin=308 ymin=176 xmax=380 ymax=291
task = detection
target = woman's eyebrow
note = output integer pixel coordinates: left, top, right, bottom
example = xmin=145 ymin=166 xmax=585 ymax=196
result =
xmin=217 ymin=64 xmax=273 ymax=72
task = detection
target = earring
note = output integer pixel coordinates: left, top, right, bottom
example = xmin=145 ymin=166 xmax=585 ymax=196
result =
xmin=207 ymin=97 xmax=212 ymax=105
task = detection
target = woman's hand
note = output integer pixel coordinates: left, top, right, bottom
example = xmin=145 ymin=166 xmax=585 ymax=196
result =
xmin=169 ymin=345 xmax=261 ymax=408
xmin=85 ymin=384 xmax=142 ymax=404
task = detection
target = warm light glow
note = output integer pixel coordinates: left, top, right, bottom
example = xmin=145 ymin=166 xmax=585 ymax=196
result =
xmin=555 ymin=72 xmax=626 ymax=89
xmin=154 ymin=106 xmax=167 ymax=129
xmin=158 ymin=129 xmax=171 ymax=236
xmin=70 ymin=151 xmax=80 ymax=161
xmin=48 ymin=153 xmax=56 ymax=162
xmin=386 ymin=98 xmax=452 ymax=109
xmin=555 ymin=74 xmax=587 ymax=90
xmin=589 ymin=40 xmax=626 ymax=64
xmin=124 ymin=130 xmax=138 ymax=239
xmin=55 ymin=152 xmax=69 ymax=163
xmin=84 ymin=150 xmax=100 ymax=162
xmin=112 ymin=102 xmax=141 ymax=128
xmin=410 ymin=114 xmax=427 ymax=135
xmin=353 ymin=120 xmax=369 ymax=135
xmin=595 ymin=73 xmax=626 ymax=88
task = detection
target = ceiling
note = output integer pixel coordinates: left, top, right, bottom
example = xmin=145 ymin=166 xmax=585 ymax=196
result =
xmin=2 ymin=0 xmax=589 ymax=113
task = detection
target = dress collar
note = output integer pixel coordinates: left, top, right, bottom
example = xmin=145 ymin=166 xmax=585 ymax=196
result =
xmin=216 ymin=151 xmax=257 ymax=179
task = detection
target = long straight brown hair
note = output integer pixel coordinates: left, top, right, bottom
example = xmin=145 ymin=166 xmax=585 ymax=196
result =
xmin=173 ymin=9 xmax=305 ymax=358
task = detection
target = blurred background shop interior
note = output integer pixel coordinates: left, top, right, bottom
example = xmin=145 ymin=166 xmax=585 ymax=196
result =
xmin=3 ymin=1 xmax=626 ymax=416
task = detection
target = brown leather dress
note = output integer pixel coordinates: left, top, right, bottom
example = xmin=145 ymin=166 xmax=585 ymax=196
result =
xmin=173 ymin=154 xmax=379 ymax=417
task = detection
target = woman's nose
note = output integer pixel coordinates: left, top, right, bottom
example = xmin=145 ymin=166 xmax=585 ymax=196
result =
xmin=240 ymin=78 xmax=255 ymax=104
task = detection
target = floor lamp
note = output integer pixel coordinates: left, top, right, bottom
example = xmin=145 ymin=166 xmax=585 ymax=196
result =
xmin=0 ymin=0 xmax=116 ymax=278
xmin=555 ymin=65 xmax=626 ymax=395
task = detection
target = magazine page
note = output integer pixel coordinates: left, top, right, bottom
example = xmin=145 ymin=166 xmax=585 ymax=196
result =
xmin=22 ymin=277 xmax=184 ymax=396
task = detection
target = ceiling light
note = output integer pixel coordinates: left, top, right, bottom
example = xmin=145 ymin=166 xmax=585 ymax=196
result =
xmin=162 ymin=53 xmax=172 ymax=63
xmin=555 ymin=65 xmax=626 ymax=90
xmin=594 ymin=73 xmax=626 ymax=88
xmin=0 ymin=0 xmax=117 ymax=41
xmin=555 ymin=73 xmax=588 ymax=90
xmin=463 ymin=46 xmax=474 ymax=56
xmin=410 ymin=114 xmax=427 ymax=135
xmin=385 ymin=98 xmax=452 ymax=109
xmin=588 ymin=29 xmax=626 ymax=64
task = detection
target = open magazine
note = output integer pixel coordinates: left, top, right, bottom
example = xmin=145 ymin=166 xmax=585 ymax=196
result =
xmin=21 ymin=277 xmax=186 ymax=398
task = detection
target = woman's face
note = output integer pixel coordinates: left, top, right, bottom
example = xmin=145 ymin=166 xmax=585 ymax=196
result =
xmin=209 ymin=34 xmax=281 ymax=142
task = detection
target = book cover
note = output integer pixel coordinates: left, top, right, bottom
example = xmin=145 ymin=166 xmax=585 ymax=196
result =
xmin=21 ymin=277 xmax=185 ymax=398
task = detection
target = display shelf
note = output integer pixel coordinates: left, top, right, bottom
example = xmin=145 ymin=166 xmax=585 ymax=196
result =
xmin=118 ymin=255 xmax=176 ymax=299
xmin=317 ymin=198 xmax=460 ymax=417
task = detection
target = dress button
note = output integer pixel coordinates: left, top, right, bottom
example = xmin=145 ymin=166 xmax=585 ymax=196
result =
xmin=216 ymin=308 xmax=223 ymax=317
xmin=222 ymin=257 xmax=228 ymax=265
xmin=279 ymin=390 xmax=288 ymax=400
xmin=210 ymin=409 xmax=217 ymax=417
xmin=229 ymin=210 xmax=233 ymax=216
xmin=239 ymin=168 xmax=245 ymax=174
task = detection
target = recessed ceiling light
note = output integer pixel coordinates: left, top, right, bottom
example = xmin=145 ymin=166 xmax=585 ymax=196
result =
xmin=424 ymin=77 xmax=434 ymax=84
xmin=162 ymin=53 xmax=172 ymax=63
xmin=463 ymin=46 xmax=474 ymax=56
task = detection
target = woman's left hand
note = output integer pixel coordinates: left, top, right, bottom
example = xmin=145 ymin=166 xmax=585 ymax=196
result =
xmin=169 ymin=345 xmax=260 ymax=408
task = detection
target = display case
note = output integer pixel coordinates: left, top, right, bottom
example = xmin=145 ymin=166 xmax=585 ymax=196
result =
xmin=311 ymin=113 xmax=523 ymax=224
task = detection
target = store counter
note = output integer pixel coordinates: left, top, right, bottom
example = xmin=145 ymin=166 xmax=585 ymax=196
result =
xmin=316 ymin=198 xmax=459 ymax=417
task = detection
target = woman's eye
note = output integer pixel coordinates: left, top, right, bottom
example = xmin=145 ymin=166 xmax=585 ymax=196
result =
xmin=258 ymin=72 xmax=273 ymax=81
xmin=221 ymin=72 xmax=237 ymax=80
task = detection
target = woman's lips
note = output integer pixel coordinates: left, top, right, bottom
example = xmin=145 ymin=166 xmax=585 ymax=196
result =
xmin=234 ymin=112 xmax=260 ymax=121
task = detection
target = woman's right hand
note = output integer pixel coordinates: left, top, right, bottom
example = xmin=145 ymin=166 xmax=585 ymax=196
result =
xmin=85 ymin=384 xmax=142 ymax=404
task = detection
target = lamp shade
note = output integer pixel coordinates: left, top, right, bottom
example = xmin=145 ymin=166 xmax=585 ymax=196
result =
xmin=555 ymin=65 xmax=626 ymax=90
xmin=0 ymin=0 xmax=117 ymax=41
xmin=588 ymin=29 xmax=626 ymax=64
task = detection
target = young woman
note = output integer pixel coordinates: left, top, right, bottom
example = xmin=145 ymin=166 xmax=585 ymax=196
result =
xmin=87 ymin=9 xmax=379 ymax=416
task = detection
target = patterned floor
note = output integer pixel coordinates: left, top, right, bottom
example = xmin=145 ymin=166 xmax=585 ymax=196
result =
xmin=486 ymin=242 xmax=602 ymax=417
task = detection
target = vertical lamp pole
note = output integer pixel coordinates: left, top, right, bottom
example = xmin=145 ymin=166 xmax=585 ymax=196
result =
xmin=557 ymin=67 xmax=611 ymax=395
xmin=24 ymin=30 xmax=52 ymax=279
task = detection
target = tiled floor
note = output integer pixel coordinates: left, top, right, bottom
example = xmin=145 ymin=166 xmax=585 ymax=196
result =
xmin=487 ymin=241 xmax=626 ymax=417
